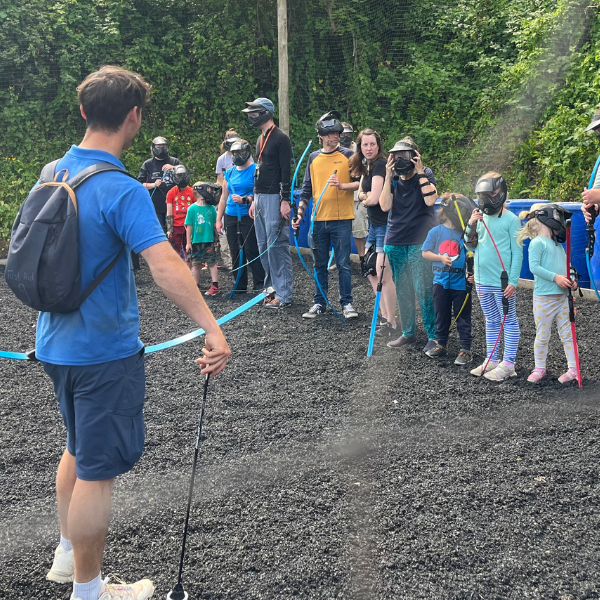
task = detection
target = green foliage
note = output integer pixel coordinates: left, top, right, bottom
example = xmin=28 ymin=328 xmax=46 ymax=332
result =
xmin=0 ymin=0 xmax=598 ymax=235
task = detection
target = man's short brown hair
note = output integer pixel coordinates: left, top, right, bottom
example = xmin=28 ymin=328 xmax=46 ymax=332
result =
xmin=77 ymin=65 xmax=151 ymax=132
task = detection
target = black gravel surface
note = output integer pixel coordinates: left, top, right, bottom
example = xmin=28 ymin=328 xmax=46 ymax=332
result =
xmin=1 ymin=256 xmax=600 ymax=600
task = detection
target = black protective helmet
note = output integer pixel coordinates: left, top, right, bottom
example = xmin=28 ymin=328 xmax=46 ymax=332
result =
xmin=316 ymin=111 xmax=344 ymax=136
xmin=242 ymin=98 xmax=274 ymax=129
xmin=440 ymin=194 xmax=478 ymax=232
xmin=475 ymin=174 xmax=508 ymax=216
xmin=151 ymin=136 xmax=169 ymax=160
xmin=173 ymin=165 xmax=190 ymax=189
xmin=193 ymin=182 xmax=222 ymax=206
xmin=360 ymin=246 xmax=377 ymax=278
xmin=527 ymin=204 xmax=573 ymax=244
xmin=585 ymin=110 xmax=600 ymax=139
xmin=230 ymin=140 xmax=252 ymax=166
xmin=223 ymin=135 xmax=241 ymax=152
xmin=340 ymin=122 xmax=353 ymax=148
xmin=388 ymin=140 xmax=416 ymax=176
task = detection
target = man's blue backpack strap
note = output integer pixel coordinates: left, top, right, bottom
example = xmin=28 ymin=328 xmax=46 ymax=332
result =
xmin=5 ymin=160 xmax=135 ymax=313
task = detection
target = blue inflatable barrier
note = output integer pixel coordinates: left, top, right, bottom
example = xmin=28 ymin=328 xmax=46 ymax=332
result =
xmin=289 ymin=194 xmax=591 ymax=288
xmin=590 ymin=221 xmax=600 ymax=294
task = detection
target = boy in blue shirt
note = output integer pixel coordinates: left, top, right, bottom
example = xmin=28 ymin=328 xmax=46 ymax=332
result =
xmin=422 ymin=194 xmax=475 ymax=365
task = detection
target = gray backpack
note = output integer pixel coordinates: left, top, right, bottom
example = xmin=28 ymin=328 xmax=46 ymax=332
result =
xmin=5 ymin=160 xmax=133 ymax=313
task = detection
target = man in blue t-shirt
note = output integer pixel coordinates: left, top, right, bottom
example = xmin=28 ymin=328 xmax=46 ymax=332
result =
xmin=40 ymin=66 xmax=230 ymax=600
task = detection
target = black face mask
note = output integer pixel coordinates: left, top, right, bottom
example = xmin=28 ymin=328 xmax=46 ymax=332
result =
xmin=232 ymin=151 xmax=250 ymax=166
xmin=394 ymin=156 xmax=414 ymax=176
xmin=339 ymin=134 xmax=353 ymax=148
xmin=478 ymin=194 xmax=504 ymax=216
xmin=247 ymin=109 xmax=271 ymax=129
xmin=175 ymin=176 xmax=190 ymax=189
xmin=153 ymin=147 xmax=168 ymax=160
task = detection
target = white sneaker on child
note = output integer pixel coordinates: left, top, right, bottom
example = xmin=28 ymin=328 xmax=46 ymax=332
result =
xmin=484 ymin=362 xmax=517 ymax=381
xmin=470 ymin=359 xmax=498 ymax=377
xmin=47 ymin=543 xmax=74 ymax=583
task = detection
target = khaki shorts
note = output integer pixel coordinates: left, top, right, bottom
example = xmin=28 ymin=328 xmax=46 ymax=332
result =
xmin=352 ymin=198 xmax=369 ymax=239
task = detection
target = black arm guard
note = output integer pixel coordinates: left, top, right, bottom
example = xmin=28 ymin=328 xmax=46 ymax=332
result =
xmin=464 ymin=223 xmax=478 ymax=250
xmin=280 ymin=181 xmax=291 ymax=203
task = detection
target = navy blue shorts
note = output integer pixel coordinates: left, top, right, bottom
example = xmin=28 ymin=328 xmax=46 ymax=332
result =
xmin=42 ymin=349 xmax=146 ymax=481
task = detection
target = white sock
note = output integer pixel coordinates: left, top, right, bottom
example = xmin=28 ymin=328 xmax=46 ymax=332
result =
xmin=60 ymin=534 xmax=73 ymax=551
xmin=73 ymin=572 xmax=102 ymax=600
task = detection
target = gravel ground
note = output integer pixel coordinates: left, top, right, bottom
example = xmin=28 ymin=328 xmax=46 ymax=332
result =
xmin=1 ymin=255 xmax=600 ymax=600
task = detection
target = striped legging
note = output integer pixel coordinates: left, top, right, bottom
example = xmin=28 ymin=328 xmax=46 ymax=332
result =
xmin=476 ymin=284 xmax=520 ymax=364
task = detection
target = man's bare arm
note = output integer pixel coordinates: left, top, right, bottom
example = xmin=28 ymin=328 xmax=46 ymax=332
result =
xmin=140 ymin=241 xmax=231 ymax=375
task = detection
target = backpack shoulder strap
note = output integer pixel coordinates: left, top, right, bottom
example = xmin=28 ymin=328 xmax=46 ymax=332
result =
xmin=68 ymin=162 xmax=136 ymax=189
xmin=78 ymin=245 xmax=126 ymax=305
xmin=39 ymin=160 xmax=61 ymax=184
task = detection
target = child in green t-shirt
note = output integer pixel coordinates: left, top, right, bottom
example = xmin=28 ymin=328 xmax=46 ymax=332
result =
xmin=185 ymin=182 xmax=220 ymax=295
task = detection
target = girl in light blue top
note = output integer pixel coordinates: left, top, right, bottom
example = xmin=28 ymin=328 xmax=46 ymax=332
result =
xmin=464 ymin=172 xmax=523 ymax=381
xmin=517 ymin=203 xmax=578 ymax=384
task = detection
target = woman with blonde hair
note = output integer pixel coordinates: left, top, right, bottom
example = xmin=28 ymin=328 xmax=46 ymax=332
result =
xmin=518 ymin=203 xmax=578 ymax=383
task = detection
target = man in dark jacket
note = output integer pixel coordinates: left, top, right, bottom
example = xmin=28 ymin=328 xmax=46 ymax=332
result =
xmin=241 ymin=98 xmax=293 ymax=308
xmin=137 ymin=136 xmax=180 ymax=230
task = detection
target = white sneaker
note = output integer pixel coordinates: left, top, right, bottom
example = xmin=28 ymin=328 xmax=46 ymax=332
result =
xmin=71 ymin=576 xmax=155 ymax=600
xmin=302 ymin=304 xmax=325 ymax=319
xmin=470 ymin=359 xmax=498 ymax=377
xmin=47 ymin=543 xmax=74 ymax=583
xmin=484 ymin=362 xmax=517 ymax=381
xmin=342 ymin=303 xmax=358 ymax=318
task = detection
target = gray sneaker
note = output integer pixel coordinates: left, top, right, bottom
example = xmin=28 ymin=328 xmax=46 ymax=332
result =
xmin=423 ymin=340 xmax=437 ymax=353
xmin=342 ymin=303 xmax=358 ymax=319
xmin=387 ymin=335 xmax=416 ymax=349
xmin=454 ymin=349 xmax=472 ymax=366
xmin=425 ymin=342 xmax=447 ymax=358
xmin=303 ymin=304 xmax=325 ymax=319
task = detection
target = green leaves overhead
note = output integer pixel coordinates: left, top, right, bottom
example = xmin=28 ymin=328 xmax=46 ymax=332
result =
xmin=0 ymin=0 xmax=598 ymax=236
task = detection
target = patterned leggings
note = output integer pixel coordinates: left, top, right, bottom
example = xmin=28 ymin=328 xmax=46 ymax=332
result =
xmin=384 ymin=244 xmax=436 ymax=339
xmin=532 ymin=294 xmax=576 ymax=369
xmin=476 ymin=284 xmax=520 ymax=364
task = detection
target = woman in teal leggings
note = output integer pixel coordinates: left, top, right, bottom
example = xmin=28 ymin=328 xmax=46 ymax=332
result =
xmin=379 ymin=138 xmax=438 ymax=352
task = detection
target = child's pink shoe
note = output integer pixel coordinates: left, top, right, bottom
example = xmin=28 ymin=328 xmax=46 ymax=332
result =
xmin=558 ymin=368 xmax=578 ymax=384
xmin=527 ymin=368 xmax=546 ymax=383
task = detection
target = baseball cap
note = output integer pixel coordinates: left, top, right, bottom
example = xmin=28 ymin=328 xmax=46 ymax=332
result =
xmin=242 ymin=97 xmax=275 ymax=114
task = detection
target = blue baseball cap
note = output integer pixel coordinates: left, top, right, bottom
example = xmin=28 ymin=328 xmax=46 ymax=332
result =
xmin=242 ymin=97 xmax=275 ymax=115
